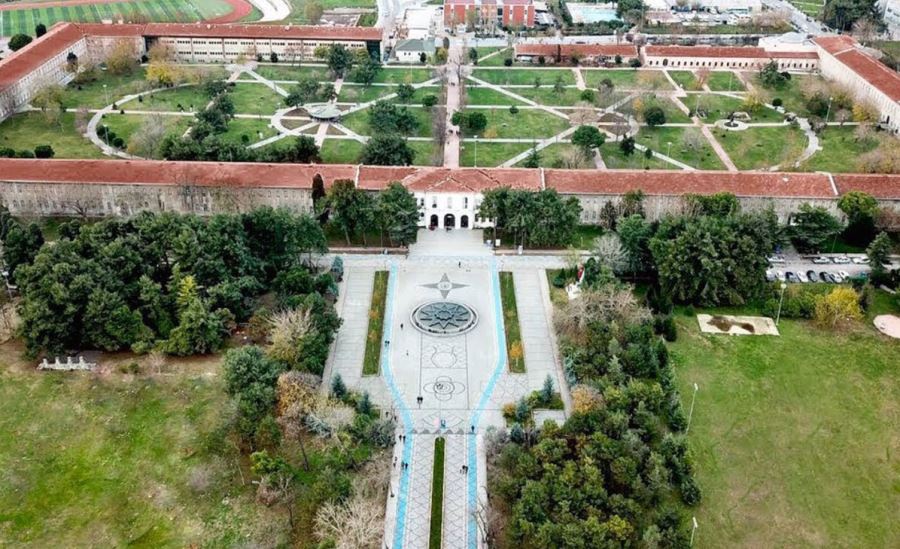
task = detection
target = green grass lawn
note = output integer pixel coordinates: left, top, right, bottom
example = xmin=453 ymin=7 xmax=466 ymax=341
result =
xmin=220 ymin=117 xmax=278 ymax=145
xmin=459 ymin=141 xmax=531 ymax=167
xmin=715 ymin=125 xmax=807 ymax=170
xmin=0 ymin=0 xmax=235 ymax=36
xmin=429 ymin=437 xmax=446 ymax=549
xmin=98 ymin=112 xmax=193 ymax=150
xmin=282 ymin=0 xmax=376 ymax=23
xmin=477 ymin=108 xmax=569 ymax=139
xmin=748 ymin=73 xmax=825 ymax=117
xmin=226 ymin=83 xmax=286 ymax=116
xmin=505 ymin=86 xmax=590 ymax=107
xmin=362 ymin=271 xmax=388 ymax=375
xmin=499 ymin=272 xmax=525 ymax=373
xmin=341 ymin=106 xmax=433 ymax=138
xmin=600 ymin=140 xmax=677 ymax=170
xmin=254 ymin=64 xmax=331 ymax=82
xmin=636 ymin=126 xmax=725 ymax=170
xmin=798 ymin=125 xmax=884 ymax=173
xmin=0 ymin=112 xmax=104 ymax=159
xmin=465 ymin=86 xmax=527 ymax=106
xmin=338 ymin=84 xmax=398 ymax=104
xmin=475 ymin=47 xmax=512 ymax=67
xmin=369 ymin=68 xmax=435 ymax=85
xmin=690 ymin=93 xmax=783 ymax=123
xmin=65 ymin=69 xmax=151 ymax=109
xmin=583 ymin=69 xmax=671 ymax=90
xmin=472 ymin=68 xmax=575 ymax=86
xmin=627 ymin=95 xmax=691 ymax=124
xmin=408 ymin=140 xmax=441 ymax=166
xmin=670 ymin=311 xmax=900 ymax=548
xmin=129 ymin=85 xmax=207 ymax=112
xmin=513 ymin=143 xmax=592 ymax=169
xmin=0 ymin=350 xmax=281 ymax=546
xmin=320 ymin=138 xmax=364 ymax=163
xmin=669 ymin=70 xmax=700 ymax=91
xmin=706 ymin=71 xmax=744 ymax=92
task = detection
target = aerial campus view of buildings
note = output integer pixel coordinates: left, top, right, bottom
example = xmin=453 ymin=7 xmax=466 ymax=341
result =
xmin=0 ymin=0 xmax=898 ymax=547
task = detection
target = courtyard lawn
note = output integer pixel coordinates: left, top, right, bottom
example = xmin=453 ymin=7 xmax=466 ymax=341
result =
xmin=341 ymin=106 xmax=433 ymax=138
xmin=226 ymin=83 xmax=286 ymax=116
xmin=668 ymin=70 xmax=700 ymax=91
xmin=129 ymin=85 xmax=207 ymax=113
xmin=627 ymin=95 xmax=691 ymax=124
xmin=370 ymin=67 xmax=435 ymax=85
xmin=338 ymin=84 xmax=399 ymax=104
xmin=0 ymin=0 xmax=235 ymax=36
xmin=465 ymin=86 xmax=527 ymax=106
xmin=692 ymin=93 xmax=784 ymax=123
xmin=0 ymin=112 xmax=104 ymax=159
xmin=0 ymin=349 xmax=283 ymax=546
xmin=715 ymin=125 xmax=807 ymax=170
xmin=64 ymin=69 xmax=151 ymax=109
xmin=282 ymin=0 xmax=376 ymax=23
xmin=748 ymin=73 xmax=825 ymax=117
xmin=220 ymin=117 xmax=278 ymax=145
xmin=478 ymin=108 xmax=569 ymax=139
xmin=321 ymin=138 xmax=364 ymax=163
xmin=513 ymin=143 xmax=593 ymax=169
xmin=253 ymin=64 xmax=331 ymax=83
xmin=507 ymin=86 xmax=590 ymax=107
xmin=98 ymin=112 xmax=192 ymax=149
xmin=472 ymin=68 xmax=576 ymax=86
xmin=582 ymin=69 xmax=672 ymax=90
xmin=636 ymin=126 xmax=726 ymax=171
xmin=599 ymin=140 xmax=678 ymax=170
xmin=476 ymin=47 xmax=513 ymax=67
xmin=429 ymin=437 xmax=446 ymax=549
xmin=499 ymin=272 xmax=525 ymax=373
xmin=798 ymin=126 xmax=884 ymax=173
xmin=670 ymin=312 xmax=900 ymax=548
xmin=362 ymin=271 xmax=389 ymax=376
xmin=706 ymin=70 xmax=744 ymax=92
xmin=408 ymin=140 xmax=441 ymax=166
xmin=459 ymin=141 xmax=531 ymax=167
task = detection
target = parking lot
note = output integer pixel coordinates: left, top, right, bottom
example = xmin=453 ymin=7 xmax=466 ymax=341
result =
xmin=767 ymin=253 xmax=895 ymax=284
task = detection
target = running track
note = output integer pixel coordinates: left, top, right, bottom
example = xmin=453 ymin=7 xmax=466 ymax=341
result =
xmin=0 ymin=0 xmax=254 ymax=24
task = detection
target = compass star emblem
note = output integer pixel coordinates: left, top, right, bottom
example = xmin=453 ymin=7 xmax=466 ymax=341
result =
xmin=421 ymin=273 xmax=467 ymax=299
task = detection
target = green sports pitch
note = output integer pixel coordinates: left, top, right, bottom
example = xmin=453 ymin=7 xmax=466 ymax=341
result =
xmin=0 ymin=0 xmax=235 ymax=37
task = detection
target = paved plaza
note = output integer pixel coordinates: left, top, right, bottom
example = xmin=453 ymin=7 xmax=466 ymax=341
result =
xmin=323 ymin=230 xmax=569 ymax=548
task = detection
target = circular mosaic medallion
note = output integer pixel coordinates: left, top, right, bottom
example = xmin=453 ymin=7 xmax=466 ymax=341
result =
xmin=411 ymin=301 xmax=478 ymax=336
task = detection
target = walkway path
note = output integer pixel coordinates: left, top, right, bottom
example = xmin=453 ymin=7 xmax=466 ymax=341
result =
xmin=699 ymin=120 xmax=739 ymax=172
xmin=573 ymin=67 xmax=586 ymax=91
xmin=444 ymin=42 xmax=463 ymax=168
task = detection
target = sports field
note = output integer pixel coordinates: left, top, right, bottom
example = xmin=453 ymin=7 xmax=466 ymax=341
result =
xmin=0 ymin=0 xmax=236 ymax=36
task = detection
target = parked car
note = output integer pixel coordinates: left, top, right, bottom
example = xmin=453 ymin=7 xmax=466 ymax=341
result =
xmin=776 ymin=270 xmax=786 ymax=282
xmin=833 ymin=256 xmax=851 ymax=264
xmin=806 ymin=270 xmax=818 ymax=282
xmin=786 ymin=271 xmax=798 ymax=283
xmin=832 ymin=272 xmax=844 ymax=283
xmin=796 ymin=271 xmax=809 ymax=283
xmin=851 ymin=257 xmax=870 ymax=265
xmin=766 ymin=270 xmax=776 ymax=282
xmin=768 ymin=255 xmax=786 ymax=264
xmin=823 ymin=272 xmax=838 ymax=283
xmin=812 ymin=256 xmax=831 ymax=264
xmin=819 ymin=272 xmax=831 ymax=283
xmin=838 ymin=270 xmax=850 ymax=280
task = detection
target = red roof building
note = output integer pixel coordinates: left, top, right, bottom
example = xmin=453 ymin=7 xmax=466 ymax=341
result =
xmin=443 ymin=0 xmax=536 ymax=28
xmin=514 ymin=43 xmax=638 ymax=63
xmin=643 ymin=45 xmax=819 ymax=71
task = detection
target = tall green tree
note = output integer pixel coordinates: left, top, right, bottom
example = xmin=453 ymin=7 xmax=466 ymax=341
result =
xmin=2 ymin=221 xmax=44 ymax=283
xmin=360 ymin=134 xmax=415 ymax=166
xmin=838 ymin=190 xmax=878 ymax=246
xmin=788 ymin=203 xmax=843 ymax=254
xmin=326 ymin=44 xmax=354 ymax=77
xmin=866 ymin=231 xmax=892 ymax=278
xmin=164 ymin=276 xmax=233 ymax=355
xmin=571 ymin=125 xmax=606 ymax=155
xmin=322 ymin=179 xmax=376 ymax=245
xmin=377 ymin=182 xmax=420 ymax=246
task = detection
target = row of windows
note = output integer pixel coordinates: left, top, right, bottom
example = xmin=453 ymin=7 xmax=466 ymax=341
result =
xmin=418 ymin=196 xmax=479 ymax=209
xmin=648 ymin=58 xmax=816 ymax=70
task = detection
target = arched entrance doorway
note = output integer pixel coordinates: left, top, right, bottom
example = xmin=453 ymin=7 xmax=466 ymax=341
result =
xmin=460 ymin=215 xmax=469 ymax=228
xmin=429 ymin=214 xmax=438 ymax=229
xmin=444 ymin=214 xmax=456 ymax=228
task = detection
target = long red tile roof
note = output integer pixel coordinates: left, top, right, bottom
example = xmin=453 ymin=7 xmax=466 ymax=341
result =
xmin=644 ymin=45 xmax=818 ymax=59
xmin=514 ymin=43 xmax=637 ymax=58
xmin=543 ymin=170 xmax=836 ymax=198
xmin=3 ymin=159 xmax=899 ymax=199
xmin=0 ymin=22 xmax=83 ymax=89
xmin=815 ymin=36 xmax=900 ymax=102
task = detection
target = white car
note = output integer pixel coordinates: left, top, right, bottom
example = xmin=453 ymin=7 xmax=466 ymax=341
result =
xmin=831 ymin=272 xmax=844 ymax=283
xmin=768 ymin=255 xmax=786 ymax=264
xmin=851 ymin=257 xmax=870 ymax=265
xmin=812 ymin=256 xmax=831 ymax=264
xmin=833 ymin=256 xmax=851 ymax=264
xmin=775 ymin=270 xmax=786 ymax=282
xmin=839 ymin=271 xmax=850 ymax=280
xmin=796 ymin=271 xmax=809 ymax=283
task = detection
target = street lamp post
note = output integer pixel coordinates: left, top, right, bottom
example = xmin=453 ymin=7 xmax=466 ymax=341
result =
xmin=825 ymin=96 xmax=833 ymax=124
xmin=775 ymin=282 xmax=787 ymax=325
xmin=686 ymin=383 xmax=699 ymax=433
xmin=666 ymin=141 xmax=673 ymax=158
xmin=473 ymin=135 xmax=478 ymax=167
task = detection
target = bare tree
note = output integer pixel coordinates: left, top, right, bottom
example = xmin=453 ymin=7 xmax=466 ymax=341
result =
xmin=554 ymin=285 xmax=650 ymax=341
xmin=593 ymin=233 xmax=626 ymax=274
xmin=126 ymin=113 xmax=170 ymax=159
xmin=267 ymin=307 xmax=314 ymax=366
xmin=851 ymin=17 xmax=879 ymax=45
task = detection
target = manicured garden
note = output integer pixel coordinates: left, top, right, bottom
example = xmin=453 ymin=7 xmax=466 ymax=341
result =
xmin=362 ymin=271 xmax=389 ymax=376
xmin=320 ymin=138 xmax=364 ymax=164
xmin=464 ymin=86 xmax=527 ymax=106
xmin=0 ymin=112 xmax=105 ymax=159
xmin=797 ymin=126 xmax=885 ymax=173
xmin=583 ymin=68 xmax=672 ymax=90
xmin=499 ymin=272 xmax=525 ymax=373
xmin=459 ymin=141 xmax=530 ymax=167
xmin=670 ymin=308 xmax=900 ymax=548
xmin=636 ymin=126 xmax=726 ymax=171
xmin=472 ymin=68 xmax=576 ymax=86
xmin=477 ymin=108 xmax=569 ymax=139
xmin=716 ymin=125 xmax=807 ymax=170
